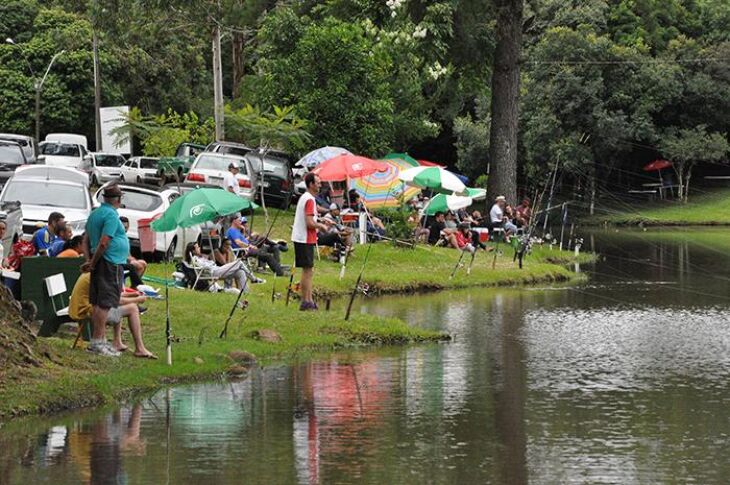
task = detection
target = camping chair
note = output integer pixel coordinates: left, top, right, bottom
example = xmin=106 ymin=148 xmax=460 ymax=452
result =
xmin=181 ymin=255 xmax=218 ymax=291
xmin=44 ymin=273 xmax=69 ymax=317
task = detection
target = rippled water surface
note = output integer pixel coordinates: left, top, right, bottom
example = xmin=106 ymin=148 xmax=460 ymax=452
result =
xmin=3 ymin=229 xmax=730 ymax=484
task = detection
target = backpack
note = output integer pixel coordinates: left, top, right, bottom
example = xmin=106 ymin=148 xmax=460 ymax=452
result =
xmin=7 ymin=240 xmax=36 ymax=271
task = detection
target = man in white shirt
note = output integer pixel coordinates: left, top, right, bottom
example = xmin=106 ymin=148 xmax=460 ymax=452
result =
xmin=223 ymin=163 xmax=241 ymax=195
xmin=489 ymin=195 xmax=517 ymax=237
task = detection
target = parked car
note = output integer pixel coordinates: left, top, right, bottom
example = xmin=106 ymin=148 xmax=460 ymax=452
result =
xmin=157 ymin=143 xmax=207 ymax=185
xmin=0 ymin=165 xmax=94 ymax=238
xmin=38 ymin=140 xmax=90 ymax=168
xmin=0 ymin=133 xmax=38 ymax=163
xmin=0 ymin=140 xmax=28 ymax=189
xmin=118 ymin=156 xmax=160 ymax=184
xmin=163 ymin=182 xmax=226 ymax=250
xmin=206 ymin=141 xmax=293 ymax=207
xmin=185 ymin=152 xmax=257 ymax=200
xmin=0 ymin=200 xmax=23 ymax=259
xmin=78 ymin=152 xmax=126 ymax=186
xmin=94 ymin=183 xmax=201 ymax=260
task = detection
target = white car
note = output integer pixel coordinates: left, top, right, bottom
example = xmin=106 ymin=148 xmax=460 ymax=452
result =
xmin=38 ymin=140 xmax=91 ymax=168
xmin=118 ymin=156 xmax=160 ymax=184
xmin=0 ymin=166 xmax=94 ymax=238
xmin=79 ymin=152 xmax=126 ymax=186
xmin=185 ymin=152 xmax=256 ymax=200
xmin=94 ymin=183 xmax=200 ymax=260
xmin=0 ymin=200 xmax=23 ymax=259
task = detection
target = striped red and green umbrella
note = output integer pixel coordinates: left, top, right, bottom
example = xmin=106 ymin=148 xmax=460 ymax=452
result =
xmin=348 ymin=154 xmax=421 ymax=208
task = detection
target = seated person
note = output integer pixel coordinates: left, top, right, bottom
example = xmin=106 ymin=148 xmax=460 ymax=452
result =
xmin=214 ymin=238 xmax=236 ymax=266
xmin=321 ymin=204 xmax=354 ymax=245
xmin=32 ymin=211 xmax=65 ymax=255
xmin=345 ymin=190 xmax=386 ymax=239
xmin=454 ymin=223 xmax=477 ymax=253
xmin=444 ymin=211 xmax=458 ymax=230
xmin=427 ymin=212 xmax=458 ymax=248
xmin=489 ymin=196 xmax=517 ymax=239
xmin=57 ymin=235 xmax=85 ymax=258
xmin=48 ymin=224 xmax=73 ymax=257
xmin=69 ymin=272 xmax=157 ymax=358
xmin=515 ymin=198 xmax=532 ymax=227
xmin=227 ymin=216 xmax=284 ymax=276
xmin=185 ymin=241 xmax=263 ymax=291
xmin=120 ymin=217 xmax=147 ymax=289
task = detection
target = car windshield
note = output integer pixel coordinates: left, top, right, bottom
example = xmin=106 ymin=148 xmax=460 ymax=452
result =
xmin=0 ymin=137 xmax=28 ymax=147
xmin=40 ymin=143 xmax=80 ymax=157
xmin=215 ymin=144 xmax=250 ymax=158
xmin=0 ymin=145 xmax=25 ymax=166
xmin=195 ymin=155 xmax=247 ymax=175
xmin=250 ymin=156 xmax=288 ymax=177
xmin=95 ymin=154 xmax=125 ymax=167
xmin=1 ymin=180 xmax=88 ymax=209
xmin=140 ymin=158 xmax=158 ymax=169
xmin=96 ymin=189 xmax=162 ymax=212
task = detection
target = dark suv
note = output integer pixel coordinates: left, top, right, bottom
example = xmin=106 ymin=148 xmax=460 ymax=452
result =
xmin=205 ymin=141 xmax=293 ymax=209
xmin=0 ymin=140 xmax=28 ymax=189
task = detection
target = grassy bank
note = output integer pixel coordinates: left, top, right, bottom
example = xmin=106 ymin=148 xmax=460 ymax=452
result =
xmin=0 ymin=209 xmax=593 ymax=420
xmin=589 ymin=189 xmax=730 ymax=226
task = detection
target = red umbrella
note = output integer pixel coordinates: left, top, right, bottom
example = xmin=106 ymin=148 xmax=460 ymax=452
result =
xmin=643 ymin=159 xmax=672 ymax=171
xmin=313 ymin=155 xmax=388 ymax=181
xmin=417 ymin=159 xmax=444 ymax=167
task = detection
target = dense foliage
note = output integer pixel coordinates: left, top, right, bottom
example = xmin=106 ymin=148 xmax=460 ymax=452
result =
xmin=0 ymin=0 xmax=727 ymax=200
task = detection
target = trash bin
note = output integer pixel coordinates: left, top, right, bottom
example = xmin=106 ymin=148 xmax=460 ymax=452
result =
xmin=138 ymin=217 xmax=157 ymax=253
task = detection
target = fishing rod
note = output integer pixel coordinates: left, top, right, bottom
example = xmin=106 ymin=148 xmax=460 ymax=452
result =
xmin=285 ymin=269 xmax=296 ymax=306
xmin=344 ymin=241 xmax=375 ymax=321
xmin=466 ymin=249 xmax=477 ymax=275
xmin=449 ymin=247 xmax=467 ymax=279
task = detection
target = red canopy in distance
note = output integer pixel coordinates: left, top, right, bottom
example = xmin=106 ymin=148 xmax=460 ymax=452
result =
xmin=643 ymin=159 xmax=672 ymax=172
xmin=313 ymin=155 xmax=388 ymax=181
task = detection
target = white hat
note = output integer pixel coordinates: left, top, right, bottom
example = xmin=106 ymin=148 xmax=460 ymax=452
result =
xmin=329 ymin=203 xmax=339 ymax=210
xmin=495 ymin=195 xmax=506 ymax=202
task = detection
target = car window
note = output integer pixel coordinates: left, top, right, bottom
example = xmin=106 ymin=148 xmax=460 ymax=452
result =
xmin=140 ymin=158 xmax=157 ymax=169
xmin=0 ymin=145 xmax=26 ymax=166
xmin=95 ymin=189 xmax=162 ymax=212
xmin=247 ymin=155 xmax=288 ymax=177
xmin=95 ymin=155 xmax=125 ymax=167
xmin=215 ymin=144 xmax=251 ymax=158
xmin=168 ymin=192 xmax=179 ymax=205
xmin=1 ymin=180 xmax=88 ymax=209
xmin=195 ymin=155 xmax=248 ymax=175
xmin=0 ymin=137 xmax=28 ymax=147
xmin=40 ymin=143 xmax=80 ymax=157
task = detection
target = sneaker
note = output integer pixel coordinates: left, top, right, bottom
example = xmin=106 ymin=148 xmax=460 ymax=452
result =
xmin=138 ymin=305 xmax=148 ymax=315
xmin=252 ymin=277 xmax=266 ymax=284
xmin=88 ymin=342 xmax=121 ymax=357
xmin=223 ymin=287 xmax=240 ymax=295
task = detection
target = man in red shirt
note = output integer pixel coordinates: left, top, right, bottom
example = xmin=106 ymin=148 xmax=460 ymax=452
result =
xmin=291 ymin=173 xmax=328 ymax=310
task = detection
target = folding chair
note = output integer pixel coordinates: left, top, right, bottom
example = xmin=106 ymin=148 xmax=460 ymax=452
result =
xmin=182 ymin=256 xmax=218 ymax=290
xmin=44 ymin=273 xmax=69 ymax=317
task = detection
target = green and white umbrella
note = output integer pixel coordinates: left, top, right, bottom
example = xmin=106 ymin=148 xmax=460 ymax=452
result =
xmin=398 ymin=166 xmax=466 ymax=194
xmin=423 ymin=187 xmax=487 ymax=216
xmin=151 ymin=188 xmax=257 ymax=232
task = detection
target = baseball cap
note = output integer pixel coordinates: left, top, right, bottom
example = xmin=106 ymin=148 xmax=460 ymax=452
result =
xmin=329 ymin=203 xmax=339 ymax=210
xmin=240 ymin=216 xmax=248 ymax=224
xmin=228 ymin=163 xmax=239 ymax=170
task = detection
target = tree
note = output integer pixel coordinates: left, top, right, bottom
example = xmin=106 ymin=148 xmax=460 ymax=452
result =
xmin=659 ymin=125 xmax=729 ymax=202
xmin=487 ymin=0 xmax=523 ymax=202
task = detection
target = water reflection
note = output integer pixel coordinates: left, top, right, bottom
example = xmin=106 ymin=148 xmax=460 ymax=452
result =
xmin=3 ymin=229 xmax=730 ymax=484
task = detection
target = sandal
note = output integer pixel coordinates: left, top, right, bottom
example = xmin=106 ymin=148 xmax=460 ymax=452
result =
xmin=134 ymin=352 xmax=158 ymax=360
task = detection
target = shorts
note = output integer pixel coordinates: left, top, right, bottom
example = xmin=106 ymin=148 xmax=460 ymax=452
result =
xmin=89 ymin=258 xmax=123 ymax=309
xmin=294 ymin=242 xmax=315 ymax=269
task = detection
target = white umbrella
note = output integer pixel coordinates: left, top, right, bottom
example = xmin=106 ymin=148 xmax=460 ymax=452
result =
xmin=398 ymin=166 xmax=466 ymax=194
xmin=295 ymin=146 xmax=352 ymax=169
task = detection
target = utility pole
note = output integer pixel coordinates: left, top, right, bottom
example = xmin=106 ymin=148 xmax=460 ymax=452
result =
xmin=93 ymin=29 xmax=103 ymax=151
xmin=212 ymin=25 xmax=225 ymax=141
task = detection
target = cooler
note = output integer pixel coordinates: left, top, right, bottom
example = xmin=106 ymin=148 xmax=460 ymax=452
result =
xmin=138 ymin=217 xmax=158 ymax=253
xmin=473 ymin=227 xmax=489 ymax=242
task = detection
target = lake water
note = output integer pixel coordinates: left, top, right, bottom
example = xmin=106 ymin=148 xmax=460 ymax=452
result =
xmin=2 ymin=229 xmax=730 ymax=484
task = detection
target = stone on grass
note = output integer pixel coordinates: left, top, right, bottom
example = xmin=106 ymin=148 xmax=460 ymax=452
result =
xmin=193 ymin=357 xmax=204 ymax=365
xmin=250 ymin=329 xmax=282 ymax=343
xmin=228 ymin=365 xmax=248 ymax=376
xmin=228 ymin=350 xmax=256 ymax=364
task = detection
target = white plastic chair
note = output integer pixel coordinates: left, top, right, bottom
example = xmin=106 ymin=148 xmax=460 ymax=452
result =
xmin=44 ymin=273 xmax=69 ymax=317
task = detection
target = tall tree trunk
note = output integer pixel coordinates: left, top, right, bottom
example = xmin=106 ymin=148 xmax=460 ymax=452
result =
xmin=232 ymin=32 xmax=245 ymax=99
xmin=487 ymin=0 xmax=523 ymax=204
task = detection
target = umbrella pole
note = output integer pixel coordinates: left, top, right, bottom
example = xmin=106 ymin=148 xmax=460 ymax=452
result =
xmin=164 ymin=231 xmax=172 ymax=365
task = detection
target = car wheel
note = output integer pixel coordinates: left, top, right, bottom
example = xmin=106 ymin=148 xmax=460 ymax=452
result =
xmin=91 ymin=174 xmax=98 ymax=187
xmin=137 ymin=176 xmax=142 ymax=184
xmin=120 ymin=175 xmax=125 ymax=182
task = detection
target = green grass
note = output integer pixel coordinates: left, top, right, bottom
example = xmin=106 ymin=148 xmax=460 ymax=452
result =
xmin=0 ymin=209 xmax=592 ymax=420
xmin=589 ymin=189 xmax=730 ymax=226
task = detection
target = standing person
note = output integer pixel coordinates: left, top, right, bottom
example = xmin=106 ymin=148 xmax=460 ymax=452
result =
xmin=81 ymin=184 xmax=130 ymax=357
xmin=223 ymin=163 xmax=241 ymax=195
xmin=291 ymin=172 xmax=328 ymax=311
xmin=32 ymin=212 xmax=65 ymax=255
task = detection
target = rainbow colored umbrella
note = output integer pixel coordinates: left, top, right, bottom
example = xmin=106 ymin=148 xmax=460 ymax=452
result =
xmin=348 ymin=155 xmax=421 ymax=208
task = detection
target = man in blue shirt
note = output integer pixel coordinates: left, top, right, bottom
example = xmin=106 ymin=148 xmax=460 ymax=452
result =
xmin=32 ymin=212 xmax=65 ymax=255
xmin=82 ymin=184 xmax=130 ymax=357
xmin=48 ymin=224 xmax=73 ymax=257
xmin=227 ymin=216 xmax=283 ymax=276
